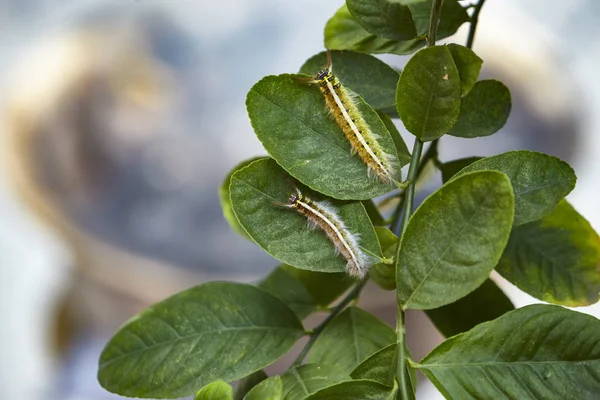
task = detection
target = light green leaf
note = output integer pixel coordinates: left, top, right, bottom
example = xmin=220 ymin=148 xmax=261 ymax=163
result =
xmin=497 ymin=200 xmax=600 ymax=307
xmin=220 ymin=157 xmax=263 ymax=240
xmin=247 ymin=74 xmax=402 ymax=199
xmin=448 ymin=80 xmax=512 ymax=138
xmin=234 ymin=370 xmax=268 ymax=400
xmin=396 ymin=46 xmax=462 ymax=141
xmin=299 ymin=51 xmax=400 ymax=111
xmin=407 ymin=0 xmax=469 ymax=40
xmin=439 ymin=156 xmax=482 ymax=183
xmin=447 ymin=44 xmax=483 ymax=96
xmin=425 ymin=279 xmax=514 ymax=338
xmin=244 ymin=376 xmax=282 ymax=400
xmin=417 ymin=304 xmax=600 ymax=399
xmin=325 ymin=5 xmax=425 ymax=55
xmin=308 ymin=307 xmax=396 ymax=373
xmin=280 ymin=364 xmax=350 ymax=400
xmin=305 ymin=380 xmax=393 ymax=400
xmin=98 ymin=282 xmax=304 ymax=398
xmin=397 ymin=171 xmax=515 ymax=310
xmin=453 ymin=150 xmax=577 ymax=225
xmin=346 ymin=0 xmax=417 ymax=41
xmin=194 ymin=381 xmax=233 ymax=400
xmin=258 ymin=265 xmax=352 ymax=319
xmin=229 ymin=158 xmax=383 ymax=272
xmin=369 ymin=227 xmax=397 ymax=290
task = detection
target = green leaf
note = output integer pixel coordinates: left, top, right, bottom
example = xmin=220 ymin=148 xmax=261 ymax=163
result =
xmin=362 ymin=199 xmax=386 ymax=226
xmin=396 ymin=46 xmax=462 ymax=141
xmin=194 ymin=381 xmax=233 ymax=400
xmin=369 ymin=227 xmax=397 ymax=290
xmin=447 ymin=44 xmax=483 ymax=96
xmin=397 ymin=171 xmax=515 ymax=310
xmin=325 ymin=5 xmax=425 ymax=55
xmin=305 ymin=380 xmax=393 ymax=400
xmin=244 ymin=376 xmax=282 ymax=400
xmin=417 ymin=304 xmax=600 ymax=399
xmin=453 ymin=150 xmax=577 ymax=225
xmin=425 ymin=279 xmax=515 ymax=338
xmin=439 ymin=157 xmax=482 ymax=183
xmin=346 ymin=0 xmax=417 ymax=41
xmin=234 ymin=370 xmax=268 ymax=400
xmin=230 ymin=158 xmax=383 ymax=272
xmin=220 ymin=157 xmax=263 ymax=240
xmin=299 ymin=51 xmax=400 ymax=111
xmin=497 ymin=200 xmax=600 ymax=307
xmin=247 ymin=75 xmax=402 ymax=200
xmin=258 ymin=265 xmax=352 ymax=319
xmin=350 ymin=343 xmax=396 ymax=386
xmin=98 ymin=282 xmax=304 ymax=398
xmin=308 ymin=307 xmax=396 ymax=373
xmin=407 ymin=0 xmax=469 ymax=40
xmin=448 ymin=80 xmax=512 ymax=138
xmin=378 ymin=112 xmax=411 ymax=167
xmin=280 ymin=364 xmax=350 ymax=400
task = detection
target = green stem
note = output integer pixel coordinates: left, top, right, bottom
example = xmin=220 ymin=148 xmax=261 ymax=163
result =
xmin=293 ymin=279 xmax=367 ymax=366
xmin=394 ymin=1 xmax=444 ymax=398
xmin=466 ymin=0 xmax=487 ymax=49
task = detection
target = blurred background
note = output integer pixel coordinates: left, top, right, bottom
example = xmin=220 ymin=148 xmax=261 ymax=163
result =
xmin=0 ymin=1 xmax=599 ymax=399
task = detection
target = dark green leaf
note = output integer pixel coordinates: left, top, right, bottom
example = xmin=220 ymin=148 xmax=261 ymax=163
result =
xmin=305 ymin=380 xmax=393 ymax=400
xmin=247 ymin=75 xmax=402 ymax=199
xmin=447 ymin=44 xmax=483 ymax=96
xmin=417 ymin=304 xmax=600 ymax=399
xmin=244 ymin=376 xmax=282 ymax=400
xmin=308 ymin=307 xmax=396 ymax=373
xmin=378 ymin=112 xmax=411 ymax=167
xmin=299 ymin=51 xmax=400 ymax=111
xmin=497 ymin=200 xmax=600 ymax=307
xmin=448 ymin=80 xmax=511 ymax=138
xmin=234 ymin=370 xmax=268 ymax=400
xmin=230 ymin=158 xmax=383 ymax=272
xmin=98 ymin=282 xmax=303 ymax=398
xmin=439 ymin=157 xmax=482 ymax=183
xmin=363 ymin=199 xmax=386 ymax=226
xmin=325 ymin=6 xmax=425 ymax=55
xmin=280 ymin=364 xmax=350 ymax=400
xmin=282 ymin=265 xmax=353 ymax=306
xmin=453 ymin=150 xmax=577 ymax=225
xmin=425 ymin=279 xmax=515 ymax=338
xmin=220 ymin=157 xmax=263 ymax=239
xmin=396 ymin=46 xmax=462 ymax=141
xmin=194 ymin=381 xmax=233 ymax=400
xmin=407 ymin=0 xmax=469 ymax=40
xmin=259 ymin=265 xmax=352 ymax=319
xmin=351 ymin=343 xmax=396 ymax=387
xmin=369 ymin=227 xmax=397 ymax=290
xmin=397 ymin=171 xmax=515 ymax=310
xmin=346 ymin=0 xmax=417 ymax=40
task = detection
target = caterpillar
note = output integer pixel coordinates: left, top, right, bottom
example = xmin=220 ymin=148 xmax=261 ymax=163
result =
xmin=298 ymin=50 xmax=397 ymax=184
xmin=280 ymin=187 xmax=371 ymax=279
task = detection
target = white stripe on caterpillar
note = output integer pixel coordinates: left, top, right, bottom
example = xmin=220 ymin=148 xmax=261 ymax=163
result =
xmin=284 ymin=187 xmax=370 ymax=279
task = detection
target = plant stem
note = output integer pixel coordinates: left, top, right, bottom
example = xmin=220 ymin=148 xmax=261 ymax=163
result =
xmin=466 ymin=0 xmax=487 ymax=49
xmin=293 ymin=279 xmax=367 ymax=366
xmin=394 ymin=1 xmax=444 ymax=398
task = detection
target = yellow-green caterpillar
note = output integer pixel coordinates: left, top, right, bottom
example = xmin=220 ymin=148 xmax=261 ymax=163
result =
xmin=299 ymin=50 xmax=397 ymax=184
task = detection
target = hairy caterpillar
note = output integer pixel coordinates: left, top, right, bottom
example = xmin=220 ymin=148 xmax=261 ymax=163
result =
xmin=298 ymin=50 xmax=397 ymax=184
xmin=279 ymin=187 xmax=371 ymax=279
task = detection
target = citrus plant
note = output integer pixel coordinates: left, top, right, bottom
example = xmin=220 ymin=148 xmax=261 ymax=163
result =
xmin=97 ymin=1 xmax=600 ymax=399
